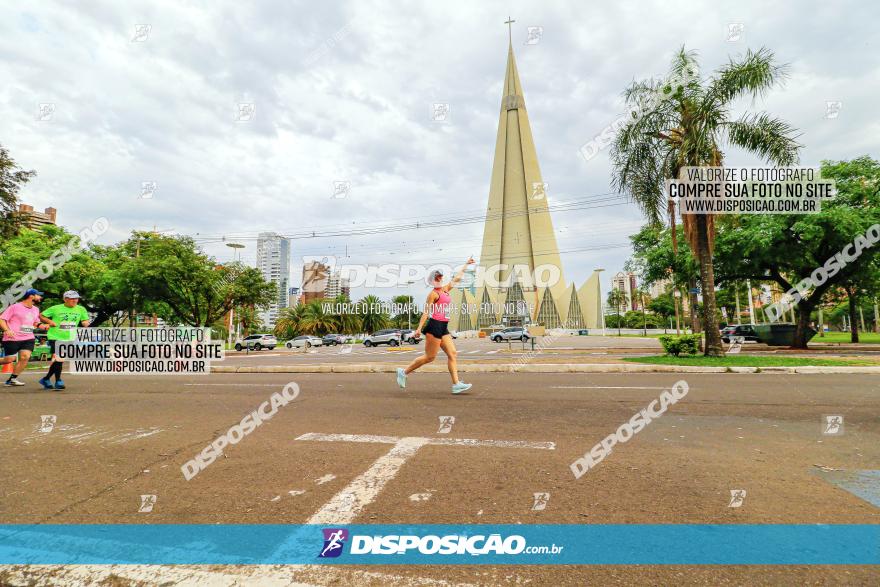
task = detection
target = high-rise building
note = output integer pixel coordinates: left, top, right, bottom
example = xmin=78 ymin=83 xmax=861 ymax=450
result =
xmin=611 ymin=272 xmax=639 ymax=312
xmin=449 ymin=36 xmax=601 ymax=331
xmin=18 ymin=204 xmax=57 ymax=229
xmin=325 ymin=271 xmax=350 ymax=300
xmin=301 ymin=262 xmax=349 ymax=302
xmin=256 ymin=232 xmax=290 ymax=327
xmin=301 ymin=260 xmax=330 ymax=304
xmin=288 ymin=286 xmax=301 ymax=308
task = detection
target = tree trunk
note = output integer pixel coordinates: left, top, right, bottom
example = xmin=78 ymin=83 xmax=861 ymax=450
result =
xmin=847 ymin=287 xmax=859 ymax=343
xmin=687 ymin=278 xmax=700 ymax=334
xmin=792 ymin=302 xmax=815 ymax=349
xmin=695 ymin=215 xmax=723 ymax=356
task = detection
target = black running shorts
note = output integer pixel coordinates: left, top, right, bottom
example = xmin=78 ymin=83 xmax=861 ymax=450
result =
xmin=422 ymin=318 xmax=450 ymax=339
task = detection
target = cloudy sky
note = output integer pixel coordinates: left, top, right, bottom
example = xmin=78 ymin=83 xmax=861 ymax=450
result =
xmin=2 ymin=0 xmax=878 ymax=300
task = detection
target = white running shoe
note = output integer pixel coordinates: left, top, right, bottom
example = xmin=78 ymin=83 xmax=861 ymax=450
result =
xmin=4 ymin=378 xmax=25 ymax=387
xmin=396 ymin=368 xmax=407 ymax=389
xmin=451 ymin=382 xmax=472 ymax=394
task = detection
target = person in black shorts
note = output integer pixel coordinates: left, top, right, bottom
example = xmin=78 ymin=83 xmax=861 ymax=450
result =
xmin=1 ymin=289 xmax=47 ymax=387
xmin=396 ymin=258 xmax=475 ymax=394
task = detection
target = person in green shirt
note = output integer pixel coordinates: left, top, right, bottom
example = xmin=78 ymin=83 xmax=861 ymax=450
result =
xmin=39 ymin=290 xmax=90 ymax=390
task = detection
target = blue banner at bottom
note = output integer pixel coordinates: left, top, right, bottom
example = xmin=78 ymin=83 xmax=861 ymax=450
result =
xmin=0 ymin=524 xmax=877 ymax=565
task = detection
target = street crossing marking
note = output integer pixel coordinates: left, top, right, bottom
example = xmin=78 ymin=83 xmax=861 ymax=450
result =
xmin=296 ymin=432 xmax=554 ymax=524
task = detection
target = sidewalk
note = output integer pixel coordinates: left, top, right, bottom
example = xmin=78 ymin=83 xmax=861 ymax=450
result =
xmin=212 ymin=362 xmax=880 ymax=374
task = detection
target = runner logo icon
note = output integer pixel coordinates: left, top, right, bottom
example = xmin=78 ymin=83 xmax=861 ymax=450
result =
xmin=319 ymin=528 xmax=349 ymax=558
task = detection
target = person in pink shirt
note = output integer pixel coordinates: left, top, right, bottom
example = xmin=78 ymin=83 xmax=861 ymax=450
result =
xmin=397 ymin=257 xmax=475 ymax=395
xmin=1 ymin=289 xmax=52 ymax=387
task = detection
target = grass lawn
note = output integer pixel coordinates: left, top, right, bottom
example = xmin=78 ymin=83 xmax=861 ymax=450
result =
xmin=810 ymin=331 xmax=880 ymax=344
xmin=623 ymin=355 xmax=878 ymax=367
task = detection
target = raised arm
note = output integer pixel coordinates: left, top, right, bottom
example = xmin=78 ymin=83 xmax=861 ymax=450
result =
xmin=444 ymin=257 xmax=476 ymax=292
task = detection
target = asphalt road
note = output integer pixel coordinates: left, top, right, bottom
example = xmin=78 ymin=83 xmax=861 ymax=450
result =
xmin=1 ymin=371 xmax=878 ymax=585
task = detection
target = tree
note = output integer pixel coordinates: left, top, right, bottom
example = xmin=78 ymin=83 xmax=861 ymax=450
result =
xmin=120 ymin=232 xmax=276 ymax=326
xmin=0 ymin=144 xmax=36 ymax=241
xmin=391 ymin=294 xmax=418 ymax=329
xmin=611 ymin=47 xmax=801 ymax=355
xmin=298 ymin=300 xmax=338 ymax=336
xmin=647 ymin=292 xmax=675 ymax=322
xmin=606 ymin=289 xmax=626 ymax=336
xmin=359 ymin=294 xmax=389 ymax=334
xmin=275 ymin=305 xmax=306 ymax=339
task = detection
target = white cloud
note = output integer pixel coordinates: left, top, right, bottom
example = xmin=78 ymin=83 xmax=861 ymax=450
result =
xmin=1 ymin=0 xmax=877 ymax=300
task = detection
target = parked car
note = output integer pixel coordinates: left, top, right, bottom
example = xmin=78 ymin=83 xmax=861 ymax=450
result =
xmin=286 ymin=335 xmax=323 ymax=349
xmin=489 ymin=327 xmax=530 ymax=342
xmin=234 ymin=334 xmax=277 ymax=351
xmin=400 ymin=329 xmax=422 ymax=344
xmin=322 ymin=333 xmax=344 ymax=346
xmin=364 ymin=329 xmax=402 ymax=347
xmin=721 ymin=324 xmax=758 ymax=343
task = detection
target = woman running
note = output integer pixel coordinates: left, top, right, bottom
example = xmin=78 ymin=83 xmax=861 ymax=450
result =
xmin=397 ymin=257 xmax=475 ymax=394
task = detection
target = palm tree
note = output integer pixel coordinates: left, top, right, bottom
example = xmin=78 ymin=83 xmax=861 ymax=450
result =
xmin=611 ymin=47 xmax=801 ymax=356
xmin=329 ymin=294 xmax=361 ymax=334
xmin=274 ymin=304 xmax=306 ymax=339
xmin=299 ymin=300 xmax=338 ymax=335
xmin=392 ymin=294 xmax=417 ymax=330
xmin=359 ymin=294 xmax=389 ymax=334
xmin=607 ymin=289 xmax=627 ymax=336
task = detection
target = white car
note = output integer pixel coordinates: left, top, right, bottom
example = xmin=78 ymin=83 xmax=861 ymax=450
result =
xmin=489 ymin=327 xmax=529 ymax=342
xmin=286 ymin=335 xmax=323 ymax=349
xmin=234 ymin=334 xmax=277 ymax=351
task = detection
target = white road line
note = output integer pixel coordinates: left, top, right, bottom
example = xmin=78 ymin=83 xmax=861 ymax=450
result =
xmin=184 ymin=383 xmax=283 ymax=387
xmin=306 ymin=437 xmax=429 ymax=524
xmin=550 ymin=386 xmax=667 ymax=389
xmin=297 ymin=432 xmax=555 ymax=525
xmin=296 ymin=432 xmax=555 ymax=450
xmin=466 ymin=350 xmax=481 ymax=354
xmin=486 ymin=350 xmax=499 ymax=354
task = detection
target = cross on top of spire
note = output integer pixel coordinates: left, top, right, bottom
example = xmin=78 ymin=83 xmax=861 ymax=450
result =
xmin=504 ymin=17 xmax=515 ymax=44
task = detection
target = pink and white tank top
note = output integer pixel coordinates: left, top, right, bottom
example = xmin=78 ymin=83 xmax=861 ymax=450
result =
xmin=430 ymin=288 xmax=451 ymax=322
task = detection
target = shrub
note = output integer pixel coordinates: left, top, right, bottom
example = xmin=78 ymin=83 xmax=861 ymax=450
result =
xmin=658 ymin=334 xmax=701 ymax=356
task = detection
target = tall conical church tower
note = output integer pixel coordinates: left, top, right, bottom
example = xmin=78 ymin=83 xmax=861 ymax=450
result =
xmin=478 ymin=39 xmax=568 ymax=323
xmin=449 ymin=31 xmax=601 ymax=332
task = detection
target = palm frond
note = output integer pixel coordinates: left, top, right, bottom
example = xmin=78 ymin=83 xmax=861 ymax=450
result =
xmin=704 ymin=47 xmax=787 ymax=108
xmin=724 ymin=112 xmax=802 ymax=166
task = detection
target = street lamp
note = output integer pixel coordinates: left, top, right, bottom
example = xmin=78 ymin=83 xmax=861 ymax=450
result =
xmin=226 ymin=242 xmax=245 ymax=262
xmin=595 ymin=268 xmax=606 ymax=336
xmin=225 ymin=243 xmax=246 ymax=347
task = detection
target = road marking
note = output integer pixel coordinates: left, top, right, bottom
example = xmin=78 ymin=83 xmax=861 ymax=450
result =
xmin=467 ymin=350 xmax=481 ymax=354
xmin=487 ymin=350 xmax=499 ymax=354
xmin=184 ymin=383 xmax=283 ymax=387
xmin=550 ymin=386 xmax=667 ymax=390
xmin=297 ymin=432 xmax=555 ymax=525
xmin=230 ymin=353 xmax=281 ymax=358
xmin=315 ymin=474 xmax=336 ymax=485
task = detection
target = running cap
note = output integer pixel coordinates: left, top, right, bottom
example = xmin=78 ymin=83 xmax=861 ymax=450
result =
xmin=23 ymin=288 xmax=44 ymax=298
xmin=63 ymin=290 xmax=81 ymax=299
xmin=429 ymin=269 xmax=444 ymax=281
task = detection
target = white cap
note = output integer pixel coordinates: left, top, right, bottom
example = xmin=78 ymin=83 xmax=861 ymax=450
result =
xmin=63 ymin=290 xmax=81 ymax=299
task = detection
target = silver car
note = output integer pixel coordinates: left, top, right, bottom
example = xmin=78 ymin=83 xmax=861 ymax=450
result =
xmin=489 ymin=327 xmax=529 ymax=342
xmin=234 ymin=333 xmax=278 ymax=351
xmin=286 ymin=335 xmax=323 ymax=349
xmin=363 ymin=329 xmax=402 ymax=347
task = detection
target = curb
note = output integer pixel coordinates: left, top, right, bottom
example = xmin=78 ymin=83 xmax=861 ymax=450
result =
xmin=211 ymin=363 xmax=880 ymax=375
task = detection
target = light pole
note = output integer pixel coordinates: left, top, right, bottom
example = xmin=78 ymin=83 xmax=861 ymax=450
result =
xmin=746 ymin=279 xmax=756 ymax=326
xmin=225 ymin=243 xmax=246 ymax=348
xmin=595 ymin=268 xmax=606 ymax=336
